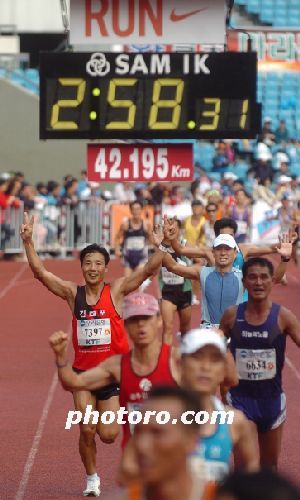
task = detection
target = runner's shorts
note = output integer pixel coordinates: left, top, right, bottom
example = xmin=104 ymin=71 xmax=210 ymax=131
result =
xmin=162 ymin=290 xmax=192 ymax=311
xmin=73 ymin=367 xmax=119 ymax=400
xmin=123 ymin=250 xmax=147 ymax=270
xmin=227 ymin=391 xmax=286 ymax=433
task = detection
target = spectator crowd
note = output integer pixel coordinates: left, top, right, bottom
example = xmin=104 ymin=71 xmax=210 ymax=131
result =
xmin=1 ymin=127 xmax=300 ymax=255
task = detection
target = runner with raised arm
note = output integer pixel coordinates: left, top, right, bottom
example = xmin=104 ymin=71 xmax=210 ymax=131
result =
xmin=21 ymin=212 xmax=173 ymax=497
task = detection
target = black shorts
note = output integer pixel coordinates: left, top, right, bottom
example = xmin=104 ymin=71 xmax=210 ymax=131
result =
xmin=123 ymin=250 xmax=147 ymax=270
xmin=73 ymin=368 xmax=120 ymax=401
xmin=161 ymin=290 xmax=192 ymax=311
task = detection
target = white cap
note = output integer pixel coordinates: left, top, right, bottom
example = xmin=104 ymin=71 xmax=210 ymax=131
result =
xmin=0 ymin=172 xmax=11 ymax=181
xmin=224 ymin=172 xmax=237 ymax=181
xmin=256 ymin=142 xmax=272 ymax=161
xmin=278 ymin=175 xmax=292 ymax=183
xmin=89 ymin=181 xmax=100 ymax=189
xmin=213 ymin=234 xmax=239 ymax=250
xmin=181 ymin=328 xmax=227 ymax=356
xmin=264 ymin=116 xmax=272 ymax=122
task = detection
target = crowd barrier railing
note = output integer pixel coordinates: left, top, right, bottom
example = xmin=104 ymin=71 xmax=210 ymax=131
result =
xmin=1 ymin=199 xmax=299 ymax=258
xmin=0 ymin=200 xmax=105 ymax=255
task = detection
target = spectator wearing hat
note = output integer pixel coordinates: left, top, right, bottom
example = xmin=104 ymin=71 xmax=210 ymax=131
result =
xmin=259 ymin=117 xmax=275 ymax=146
xmin=274 ymin=158 xmax=292 ymax=184
xmin=275 ymin=175 xmax=292 ymax=201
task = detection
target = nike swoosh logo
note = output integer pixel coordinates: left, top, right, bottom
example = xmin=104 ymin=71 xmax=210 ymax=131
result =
xmin=170 ymin=8 xmax=207 ymax=22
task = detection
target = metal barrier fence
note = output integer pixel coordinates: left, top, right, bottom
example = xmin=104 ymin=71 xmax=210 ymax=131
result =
xmin=1 ymin=199 xmax=299 ymax=259
xmin=0 ymin=201 xmax=104 ymax=254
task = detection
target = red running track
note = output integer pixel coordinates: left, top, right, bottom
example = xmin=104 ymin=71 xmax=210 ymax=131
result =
xmin=0 ymin=257 xmax=299 ymax=499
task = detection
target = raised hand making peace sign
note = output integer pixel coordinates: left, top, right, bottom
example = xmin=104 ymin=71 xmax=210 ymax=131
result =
xmin=20 ymin=212 xmax=34 ymax=242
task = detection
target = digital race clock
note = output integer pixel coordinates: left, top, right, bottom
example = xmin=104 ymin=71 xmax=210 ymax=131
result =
xmin=39 ymin=51 xmax=261 ymax=140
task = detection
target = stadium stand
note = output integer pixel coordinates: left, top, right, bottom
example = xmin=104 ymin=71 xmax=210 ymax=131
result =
xmin=0 ymin=67 xmax=39 ymax=94
xmin=235 ymin=0 xmax=300 ymax=27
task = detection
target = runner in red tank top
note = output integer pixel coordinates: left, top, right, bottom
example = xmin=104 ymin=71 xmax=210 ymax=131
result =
xmin=22 ymin=212 xmax=175 ymax=497
xmin=49 ymin=291 xmax=180 ymax=443
xmin=72 ymin=283 xmax=128 ymax=371
xmin=120 ymin=341 xmax=176 ymax=449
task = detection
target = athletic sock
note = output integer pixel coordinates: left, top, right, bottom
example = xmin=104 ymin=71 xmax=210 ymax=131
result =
xmin=87 ymin=473 xmax=99 ymax=481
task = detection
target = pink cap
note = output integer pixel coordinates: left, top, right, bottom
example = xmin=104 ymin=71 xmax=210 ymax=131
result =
xmin=123 ymin=292 xmax=159 ymax=320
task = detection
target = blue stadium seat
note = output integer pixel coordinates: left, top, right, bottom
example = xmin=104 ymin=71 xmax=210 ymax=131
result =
xmin=266 ymin=73 xmax=280 ymax=83
xmin=247 ymin=0 xmax=260 ymax=14
xmin=290 ymin=165 xmax=300 ymax=176
xmin=208 ymin=172 xmax=221 ymax=183
xmin=265 ymin=87 xmax=279 ymax=98
xmin=273 ymin=15 xmax=288 ymax=27
xmin=262 ymin=0 xmax=273 ymax=7
xmin=234 ymin=163 xmax=249 ymax=178
xmin=25 ymin=68 xmax=39 ymax=83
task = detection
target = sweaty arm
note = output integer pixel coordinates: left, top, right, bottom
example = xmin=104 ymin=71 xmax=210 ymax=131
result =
xmin=171 ymin=238 xmax=215 ymax=264
xmin=20 ymin=211 xmax=76 ymax=306
xmin=219 ymin=306 xmax=237 ymax=340
xmin=60 ymin=356 xmax=120 ymax=391
xmin=241 ymin=243 xmax=278 ymax=259
xmin=50 ymin=330 xmax=121 ymax=390
xmin=219 ymin=314 xmax=239 ymax=398
xmin=115 ymin=246 xmax=167 ymax=298
xmin=280 ymin=307 xmax=300 ymax=347
xmin=162 ymin=252 xmax=202 ymax=280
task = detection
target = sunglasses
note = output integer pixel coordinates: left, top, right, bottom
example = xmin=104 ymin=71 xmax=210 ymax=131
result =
xmin=207 ymin=209 xmax=216 ymax=213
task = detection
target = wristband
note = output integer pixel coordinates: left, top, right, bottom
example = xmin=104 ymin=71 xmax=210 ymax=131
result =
xmin=158 ymin=244 xmax=170 ymax=253
xmin=281 ymin=256 xmax=290 ymax=262
xmin=56 ymin=359 xmax=68 ymax=368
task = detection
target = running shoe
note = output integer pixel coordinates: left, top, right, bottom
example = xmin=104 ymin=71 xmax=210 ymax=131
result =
xmin=83 ymin=475 xmax=101 ymax=497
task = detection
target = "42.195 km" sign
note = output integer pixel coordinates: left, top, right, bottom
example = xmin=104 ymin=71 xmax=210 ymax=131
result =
xmin=87 ymin=143 xmax=193 ymax=182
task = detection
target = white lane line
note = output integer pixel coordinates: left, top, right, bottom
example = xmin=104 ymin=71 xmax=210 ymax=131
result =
xmin=286 ymin=356 xmax=300 ymax=381
xmin=15 ymin=323 xmax=72 ymax=500
xmin=15 ymin=371 xmax=58 ymax=500
xmin=0 ymin=265 xmax=27 ymax=301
